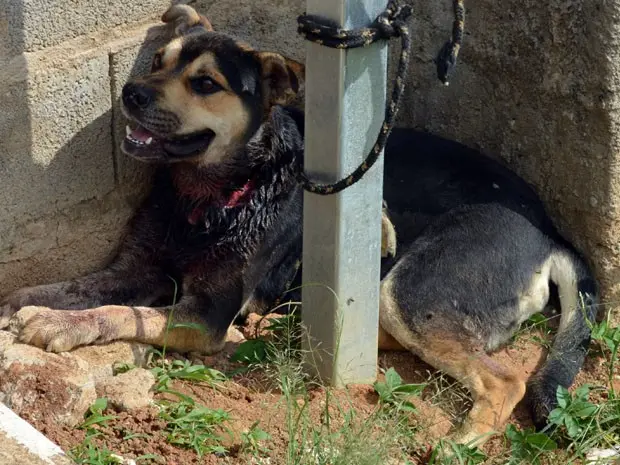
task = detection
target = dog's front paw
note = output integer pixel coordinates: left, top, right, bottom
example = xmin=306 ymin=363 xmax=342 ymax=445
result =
xmin=9 ymin=306 xmax=101 ymax=352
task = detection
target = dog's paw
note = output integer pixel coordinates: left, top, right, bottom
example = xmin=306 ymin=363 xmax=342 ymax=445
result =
xmin=381 ymin=209 xmax=397 ymax=258
xmin=9 ymin=306 xmax=100 ymax=352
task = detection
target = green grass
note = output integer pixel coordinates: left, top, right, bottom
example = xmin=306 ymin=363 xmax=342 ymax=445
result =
xmin=67 ymin=295 xmax=620 ymax=465
xmin=158 ymin=399 xmax=230 ymax=456
xmin=69 ymin=398 xmax=159 ymax=465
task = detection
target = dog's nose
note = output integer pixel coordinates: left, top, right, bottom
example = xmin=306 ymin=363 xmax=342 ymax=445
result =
xmin=122 ymin=83 xmax=155 ymax=110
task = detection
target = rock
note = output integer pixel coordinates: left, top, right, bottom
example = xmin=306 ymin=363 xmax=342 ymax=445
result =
xmin=0 ymin=330 xmax=153 ymax=426
xmin=0 ymin=331 xmax=96 ymax=427
xmin=96 ymin=368 xmax=156 ymax=411
xmin=72 ymin=341 xmax=151 ymax=382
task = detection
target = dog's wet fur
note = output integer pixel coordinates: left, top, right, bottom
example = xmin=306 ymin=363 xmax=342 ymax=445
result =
xmin=0 ymin=5 xmax=599 ymax=446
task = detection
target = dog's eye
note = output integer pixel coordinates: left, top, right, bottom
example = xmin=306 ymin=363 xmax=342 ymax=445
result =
xmin=190 ymin=77 xmax=221 ymax=96
xmin=151 ymin=53 xmax=163 ymax=72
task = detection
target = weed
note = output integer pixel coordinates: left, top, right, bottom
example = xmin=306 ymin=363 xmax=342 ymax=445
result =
xmin=69 ymin=399 xmax=120 ymax=465
xmin=159 ymin=399 xmax=230 ymax=457
xmin=548 ymin=385 xmax=600 ymax=441
xmin=111 ymin=362 xmax=136 ymax=376
xmin=429 ymin=440 xmax=487 ymax=465
xmin=69 ymin=440 xmax=121 ymax=465
xmin=78 ymin=398 xmax=117 ymax=431
xmin=374 ymin=367 xmax=426 ymax=412
xmin=590 ymin=314 xmax=620 ymax=395
xmin=150 ymin=357 xmax=227 ymax=392
xmin=240 ymin=421 xmax=271 ymax=458
xmin=512 ymin=312 xmax=555 ymax=349
xmin=423 ymin=370 xmax=471 ymax=424
xmin=549 ymin=384 xmax=620 ymax=461
xmin=505 ymin=424 xmax=557 ymax=465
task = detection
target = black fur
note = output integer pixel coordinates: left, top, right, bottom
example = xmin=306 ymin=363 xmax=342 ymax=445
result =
xmin=2 ymin=39 xmax=598 ymax=434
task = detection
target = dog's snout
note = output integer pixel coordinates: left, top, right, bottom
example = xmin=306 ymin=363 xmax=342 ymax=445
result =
xmin=122 ymin=83 xmax=155 ymax=110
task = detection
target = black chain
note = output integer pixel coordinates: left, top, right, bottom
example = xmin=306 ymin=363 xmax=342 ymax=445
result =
xmin=296 ymin=0 xmax=465 ymax=195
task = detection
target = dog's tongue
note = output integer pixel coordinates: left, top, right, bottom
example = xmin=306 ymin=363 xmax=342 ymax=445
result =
xmin=130 ymin=125 xmax=155 ymax=142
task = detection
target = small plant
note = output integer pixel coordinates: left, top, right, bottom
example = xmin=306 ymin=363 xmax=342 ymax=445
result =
xmin=159 ymin=399 xmax=230 ymax=457
xmin=428 ymin=440 xmax=487 ymax=465
xmin=232 ymin=314 xmax=302 ymax=366
xmin=513 ymin=312 xmax=555 ymax=348
xmin=590 ymin=315 xmax=620 ymax=396
xmin=505 ymin=424 xmax=557 ymax=465
xmin=69 ymin=398 xmax=120 ymax=465
xmin=69 ymin=440 xmax=121 ymax=465
xmin=150 ymin=357 xmax=227 ymax=392
xmin=548 ymin=385 xmax=600 ymax=440
xmin=374 ymin=367 xmax=425 ymax=412
xmin=231 ymin=338 xmax=270 ymax=365
xmin=112 ymin=362 xmax=136 ymax=375
xmin=79 ymin=398 xmax=117 ymax=431
xmin=240 ymin=421 xmax=271 ymax=458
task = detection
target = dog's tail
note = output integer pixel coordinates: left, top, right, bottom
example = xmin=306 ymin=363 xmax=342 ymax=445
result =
xmin=526 ymin=247 xmax=599 ymax=429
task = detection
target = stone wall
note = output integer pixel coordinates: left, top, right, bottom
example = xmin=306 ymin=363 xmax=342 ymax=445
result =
xmin=396 ymin=0 xmax=620 ymax=305
xmin=2 ymin=0 xmax=620 ymax=307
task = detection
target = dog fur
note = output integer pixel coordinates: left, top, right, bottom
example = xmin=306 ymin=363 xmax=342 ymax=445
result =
xmin=0 ymin=5 xmax=598 ymax=446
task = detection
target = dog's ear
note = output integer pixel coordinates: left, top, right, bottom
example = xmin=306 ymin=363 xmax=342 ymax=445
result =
xmin=162 ymin=5 xmax=214 ymax=36
xmin=254 ymin=52 xmax=305 ymax=107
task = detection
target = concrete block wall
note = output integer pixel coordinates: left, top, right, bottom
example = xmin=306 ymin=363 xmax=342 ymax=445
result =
xmin=2 ymin=0 xmax=620 ymax=310
xmin=0 ymin=1 xmax=173 ymax=294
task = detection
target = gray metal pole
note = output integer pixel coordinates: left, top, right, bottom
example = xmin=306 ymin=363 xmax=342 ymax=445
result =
xmin=301 ymin=0 xmax=387 ymax=385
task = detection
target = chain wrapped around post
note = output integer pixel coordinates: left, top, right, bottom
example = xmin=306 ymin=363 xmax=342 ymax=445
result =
xmin=296 ymin=0 xmax=465 ymax=195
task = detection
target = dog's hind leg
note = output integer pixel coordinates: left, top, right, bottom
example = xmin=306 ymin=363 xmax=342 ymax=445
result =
xmin=379 ymin=275 xmax=526 ymax=447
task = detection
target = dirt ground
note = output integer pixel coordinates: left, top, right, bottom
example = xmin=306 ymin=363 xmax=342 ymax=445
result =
xmin=22 ymin=312 xmax=617 ymax=465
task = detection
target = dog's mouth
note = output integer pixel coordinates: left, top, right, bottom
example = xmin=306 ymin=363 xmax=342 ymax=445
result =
xmin=122 ymin=124 xmax=215 ymax=162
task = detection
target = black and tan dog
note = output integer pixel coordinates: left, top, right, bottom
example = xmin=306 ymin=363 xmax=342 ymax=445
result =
xmin=0 ymin=5 xmax=598 ymax=446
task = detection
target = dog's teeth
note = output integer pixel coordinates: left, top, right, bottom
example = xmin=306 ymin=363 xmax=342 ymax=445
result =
xmin=145 ymin=137 xmax=153 ymax=145
xmin=125 ymin=125 xmax=131 ymax=136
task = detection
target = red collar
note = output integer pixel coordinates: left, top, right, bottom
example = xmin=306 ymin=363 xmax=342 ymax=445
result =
xmin=187 ymin=179 xmax=255 ymax=225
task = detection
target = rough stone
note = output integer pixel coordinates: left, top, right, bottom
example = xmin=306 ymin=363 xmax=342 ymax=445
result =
xmin=0 ymin=332 xmax=96 ymax=427
xmin=3 ymin=0 xmax=171 ymax=55
xmin=0 ymin=330 xmax=153 ymax=426
xmin=196 ymin=0 xmax=305 ymax=61
xmin=0 ymin=22 xmax=167 ymax=297
xmin=72 ymin=341 xmax=152 ymax=383
xmin=0 ymin=50 xmax=115 ymax=223
xmin=96 ymin=368 xmax=156 ymax=411
xmin=394 ymin=0 xmax=620 ymax=304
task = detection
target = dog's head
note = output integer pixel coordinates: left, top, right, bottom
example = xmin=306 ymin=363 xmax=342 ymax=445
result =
xmin=121 ymin=5 xmax=304 ymax=165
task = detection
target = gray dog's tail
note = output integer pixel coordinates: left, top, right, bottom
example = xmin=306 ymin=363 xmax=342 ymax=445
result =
xmin=526 ymin=248 xmax=599 ymax=429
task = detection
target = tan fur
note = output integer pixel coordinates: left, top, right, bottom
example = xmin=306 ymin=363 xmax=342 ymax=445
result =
xmin=12 ymin=305 xmax=219 ymax=354
xmin=377 ymin=325 xmax=405 ymax=351
xmin=381 ymin=209 xmax=397 ymax=258
xmin=255 ymin=52 xmax=306 ymax=109
xmin=158 ymin=52 xmax=252 ymax=165
xmin=162 ymin=4 xmax=214 ymax=36
xmin=160 ymin=39 xmax=183 ymax=70
xmin=379 ymin=274 xmax=526 ymax=446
